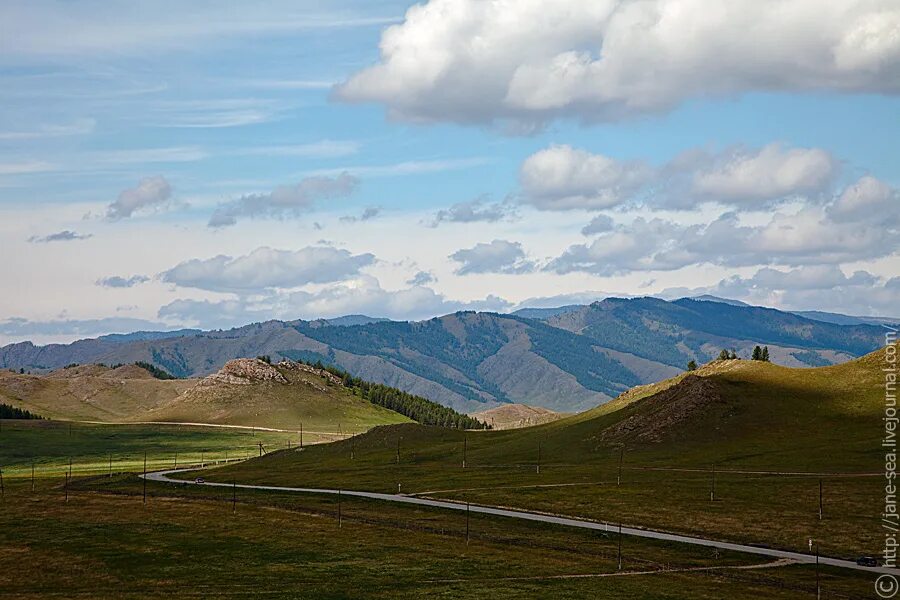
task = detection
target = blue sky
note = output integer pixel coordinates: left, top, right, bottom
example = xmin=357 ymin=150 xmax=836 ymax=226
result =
xmin=2 ymin=0 xmax=899 ymax=344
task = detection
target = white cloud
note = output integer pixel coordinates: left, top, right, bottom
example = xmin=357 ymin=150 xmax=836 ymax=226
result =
xmin=830 ymin=175 xmax=897 ymax=219
xmin=158 ymin=275 xmax=511 ymax=328
xmin=96 ymin=275 xmax=151 ymax=289
xmin=0 ymin=2 xmax=398 ymax=61
xmin=0 ymin=161 xmax=55 ymax=176
xmin=549 ymin=183 xmax=900 ymax=275
xmin=430 ymin=196 xmax=516 ymax=226
xmin=336 ymin=0 xmax=900 ymax=127
xmin=0 ymin=118 xmax=95 ymax=140
xmin=407 ymin=271 xmax=436 ymax=286
xmin=28 ymin=230 xmax=92 ymax=243
xmin=450 ymin=239 xmax=536 ymax=275
xmin=0 ymin=316 xmax=167 ymax=339
xmin=161 ymin=246 xmax=376 ymax=293
xmin=692 ymin=144 xmax=837 ymax=203
xmin=665 ymin=266 xmax=900 ymax=318
xmin=339 ymin=206 xmax=381 ymax=223
xmin=581 ymin=214 xmax=615 ymax=236
xmin=106 ymin=176 xmax=173 ymax=220
xmin=520 ymin=145 xmax=651 ymax=210
xmin=208 ymin=173 xmax=359 ymax=228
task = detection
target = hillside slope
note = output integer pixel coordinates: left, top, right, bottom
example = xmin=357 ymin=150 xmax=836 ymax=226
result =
xmin=143 ymin=358 xmax=412 ymax=431
xmin=222 ymin=344 xmax=893 ymax=482
xmin=547 ymin=297 xmax=881 ymax=371
xmin=0 ymin=364 xmax=193 ymax=421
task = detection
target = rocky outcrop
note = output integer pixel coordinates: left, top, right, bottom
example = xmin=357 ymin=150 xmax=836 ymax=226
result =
xmin=199 ymin=358 xmax=288 ymax=386
xmin=598 ymin=375 xmax=724 ymax=443
xmin=278 ymin=361 xmax=344 ymax=387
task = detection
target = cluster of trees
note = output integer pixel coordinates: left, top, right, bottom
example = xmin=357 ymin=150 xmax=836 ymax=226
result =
xmin=0 ymin=403 xmax=42 ymax=420
xmin=688 ymin=345 xmax=772 ymax=371
xmin=133 ymin=361 xmax=178 ymax=380
xmin=752 ymin=346 xmax=771 ymax=361
xmin=297 ymin=359 xmax=490 ymax=430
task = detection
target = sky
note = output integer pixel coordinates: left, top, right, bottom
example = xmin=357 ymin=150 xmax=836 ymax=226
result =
xmin=2 ymin=0 xmax=899 ymax=344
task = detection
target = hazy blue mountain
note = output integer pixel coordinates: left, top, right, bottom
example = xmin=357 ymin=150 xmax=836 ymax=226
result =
xmin=0 ymin=299 xmax=886 ymax=412
xmin=510 ymin=305 xmax=584 ymax=320
xmin=689 ymin=295 xmax=751 ymax=307
xmin=791 ymin=310 xmax=900 ymax=328
xmin=312 ymin=315 xmax=393 ymax=327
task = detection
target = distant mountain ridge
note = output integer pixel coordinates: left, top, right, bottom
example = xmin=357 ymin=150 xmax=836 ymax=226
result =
xmin=0 ymin=298 xmax=886 ymax=412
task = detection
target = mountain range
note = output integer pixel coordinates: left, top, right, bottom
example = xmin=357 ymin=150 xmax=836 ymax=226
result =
xmin=0 ymin=297 xmax=889 ymax=413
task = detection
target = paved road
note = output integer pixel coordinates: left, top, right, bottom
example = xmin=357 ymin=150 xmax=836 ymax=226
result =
xmin=144 ymin=468 xmax=896 ymax=576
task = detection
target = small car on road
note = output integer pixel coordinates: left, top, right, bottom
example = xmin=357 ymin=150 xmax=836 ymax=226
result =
xmin=194 ymin=477 xmax=205 ymax=484
xmin=856 ymin=556 xmax=879 ymax=567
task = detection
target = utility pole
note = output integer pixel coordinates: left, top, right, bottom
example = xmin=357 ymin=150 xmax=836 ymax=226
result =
xmin=617 ymin=522 xmax=623 ymax=570
xmin=536 ymin=442 xmax=541 ymax=474
xmin=142 ymin=452 xmax=147 ymax=505
xmin=300 ymin=422 xmax=303 ymax=448
xmin=617 ymin=446 xmax=624 ymax=486
xmin=466 ymin=501 xmax=470 ymax=546
xmin=818 ymin=479 xmax=823 ymax=521
xmin=258 ymin=442 xmax=264 ymax=457
xmin=65 ymin=472 xmax=69 ymax=503
xmin=815 ymin=543 xmax=820 ymax=599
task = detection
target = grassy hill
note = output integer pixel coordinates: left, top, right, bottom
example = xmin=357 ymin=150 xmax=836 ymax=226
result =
xmin=143 ymin=358 xmax=412 ymax=432
xmin=470 ymin=403 xmax=569 ymax=430
xmin=0 ymin=363 xmax=193 ymax=422
xmin=202 ymin=345 xmax=893 ymax=557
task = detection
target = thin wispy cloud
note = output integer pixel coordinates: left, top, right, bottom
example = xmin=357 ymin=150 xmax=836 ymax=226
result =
xmin=28 ymin=230 xmax=92 ymax=243
xmin=0 ymin=118 xmax=95 ymax=141
xmin=306 ymin=157 xmax=492 ymax=179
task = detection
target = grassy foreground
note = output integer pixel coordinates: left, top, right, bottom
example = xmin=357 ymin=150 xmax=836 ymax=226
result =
xmin=0 ymin=475 xmax=876 ymax=599
xmin=0 ymin=420 xmax=338 ymax=478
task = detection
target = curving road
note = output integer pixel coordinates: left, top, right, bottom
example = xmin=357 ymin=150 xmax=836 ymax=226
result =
xmin=143 ymin=468 xmax=896 ymax=576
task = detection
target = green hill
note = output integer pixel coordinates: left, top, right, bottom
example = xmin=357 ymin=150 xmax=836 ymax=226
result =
xmin=142 ymin=358 xmax=413 ymax=432
xmin=203 ymin=345 xmax=894 ymax=558
xmin=0 ymin=363 xmax=194 ymax=422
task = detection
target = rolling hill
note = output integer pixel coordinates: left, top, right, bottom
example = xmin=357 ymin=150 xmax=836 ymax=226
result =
xmin=217 ymin=343 xmax=893 ymax=483
xmin=0 ymin=359 xmax=466 ymax=432
xmin=203 ymin=344 xmax=894 ymax=560
xmin=0 ymin=297 xmax=886 ymax=413
xmin=0 ymin=363 xmax=194 ymax=422
xmin=142 ymin=358 xmax=412 ymax=431
xmin=469 ymin=404 xmax=569 ymax=430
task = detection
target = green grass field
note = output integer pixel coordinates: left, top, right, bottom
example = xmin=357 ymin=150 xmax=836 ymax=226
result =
xmin=0 ymin=419 xmax=335 ymax=479
xmin=0 ymin=475 xmax=876 ymax=599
